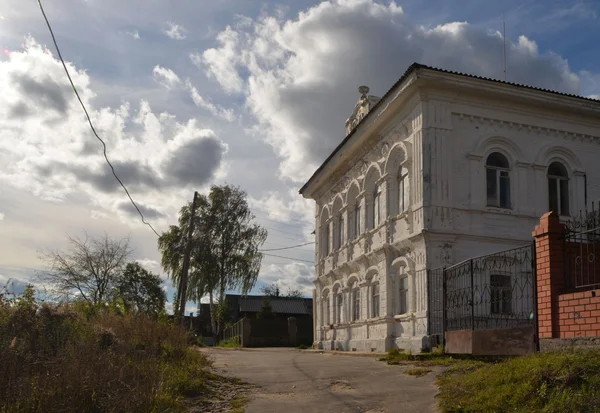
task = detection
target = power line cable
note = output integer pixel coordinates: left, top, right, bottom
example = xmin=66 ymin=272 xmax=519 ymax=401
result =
xmin=36 ymin=0 xmax=161 ymax=238
xmin=261 ymin=253 xmax=314 ymax=264
xmin=260 ymin=241 xmax=315 ymax=252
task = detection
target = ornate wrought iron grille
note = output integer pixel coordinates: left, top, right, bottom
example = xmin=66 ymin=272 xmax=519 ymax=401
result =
xmin=443 ymin=244 xmax=536 ymax=332
xmin=427 ymin=267 xmax=444 ymax=344
xmin=565 ymin=206 xmax=600 ymax=290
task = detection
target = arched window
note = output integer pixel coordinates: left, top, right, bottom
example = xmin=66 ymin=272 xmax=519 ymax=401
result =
xmin=354 ymin=200 xmax=361 ymax=239
xmin=351 ymin=282 xmax=360 ymax=322
xmin=398 ymin=167 xmax=409 ymax=214
xmin=321 ymin=221 xmax=330 ymax=257
xmin=373 ymin=185 xmax=381 ymax=227
xmin=371 ymin=283 xmax=380 ymax=318
xmin=486 ymin=152 xmax=510 ymax=208
xmin=548 ymin=162 xmax=569 ymax=216
xmin=322 ymin=291 xmax=330 ymax=326
xmin=397 ymin=276 xmax=408 ymax=315
xmin=335 ymin=214 xmax=344 ymax=249
xmin=335 ymin=290 xmax=343 ymax=324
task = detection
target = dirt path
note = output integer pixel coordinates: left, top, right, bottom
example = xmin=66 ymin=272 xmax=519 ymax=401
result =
xmin=201 ymin=348 xmax=440 ymax=413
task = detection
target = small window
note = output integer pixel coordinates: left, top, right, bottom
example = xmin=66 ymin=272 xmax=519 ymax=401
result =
xmin=373 ymin=186 xmax=381 ymax=228
xmin=490 ymin=274 xmax=511 ymax=315
xmin=352 ymin=286 xmax=360 ymax=321
xmin=336 ymin=293 xmax=343 ymax=324
xmin=398 ymin=277 xmax=408 ymax=315
xmin=548 ymin=162 xmax=569 ymax=216
xmin=486 ymin=152 xmax=510 ymax=208
xmin=325 ymin=295 xmax=330 ymax=325
xmin=398 ymin=167 xmax=409 ymax=214
xmin=371 ymin=283 xmax=380 ymax=318
xmin=354 ymin=202 xmax=361 ymax=239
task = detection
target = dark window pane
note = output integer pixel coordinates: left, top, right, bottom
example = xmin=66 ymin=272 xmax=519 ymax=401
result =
xmin=548 ymin=162 xmax=568 ymax=177
xmin=548 ymin=177 xmax=558 ymax=214
xmin=486 ymin=168 xmax=497 ymax=206
xmin=486 ymin=152 xmax=509 ymax=168
xmin=499 ymin=173 xmax=510 ymax=208
xmin=560 ymin=179 xmax=569 ymax=216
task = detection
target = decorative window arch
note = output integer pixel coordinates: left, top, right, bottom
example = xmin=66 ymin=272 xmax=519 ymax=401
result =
xmin=486 ymin=152 xmax=511 ymax=208
xmin=548 ymin=161 xmax=569 ymax=216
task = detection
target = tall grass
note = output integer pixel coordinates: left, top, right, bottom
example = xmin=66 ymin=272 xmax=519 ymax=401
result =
xmin=0 ymin=286 xmax=212 ymax=412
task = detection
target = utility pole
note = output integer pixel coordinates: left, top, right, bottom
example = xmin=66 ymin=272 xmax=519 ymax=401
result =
xmin=178 ymin=191 xmax=199 ymax=323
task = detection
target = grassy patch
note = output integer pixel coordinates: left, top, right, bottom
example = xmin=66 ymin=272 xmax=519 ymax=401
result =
xmin=405 ymin=368 xmax=432 ymax=377
xmin=379 ymin=347 xmax=491 ymax=371
xmin=217 ymin=336 xmax=242 ymax=348
xmin=0 ymin=286 xmax=224 ymax=412
xmin=230 ymin=393 xmax=249 ymax=413
xmin=438 ymin=349 xmax=600 ymax=413
xmin=297 ymin=344 xmax=309 ymax=349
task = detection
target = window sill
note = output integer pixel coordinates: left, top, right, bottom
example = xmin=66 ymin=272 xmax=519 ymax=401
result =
xmin=393 ymin=314 xmax=412 ymax=321
xmin=484 ymin=206 xmax=513 ymax=214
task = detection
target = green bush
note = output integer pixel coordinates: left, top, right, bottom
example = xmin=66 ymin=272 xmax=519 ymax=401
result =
xmin=438 ymin=349 xmax=600 ymax=412
xmin=0 ymin=285 xmax=214 ymax=412
xmin=217 ymin=336 xmax=242 ymax=348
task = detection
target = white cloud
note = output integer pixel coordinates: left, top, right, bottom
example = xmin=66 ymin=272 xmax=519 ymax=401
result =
xmin=192 ymin=26 xmax=244 ymax=93
xmin=163 ymin=22 xmax=186 ymax=40
xmin=186 ymin=80 xmax=236 ymax=122
xmin=127 ymin=30 xmax=140 ymax=40
xmin=0 ymin=212 xmax=4 ymax=221
xmin=152 ymin=65 xmax=181 ymax=89
xmin=260 ymin=262 xmax=315 ymax=297
xmin=199 ymin=0 xmax=587 ymax=182
xmin=0 ymin=37 xmax=227 ymax=228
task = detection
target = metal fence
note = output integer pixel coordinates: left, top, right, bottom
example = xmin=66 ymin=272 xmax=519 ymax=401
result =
xmin=427 ymin=267 xmax=444 ymax=345
xmin=565 ymin=205 xmax=600 ymax=290
xmin=428 ymin=244 xmax=537 ymax=344
xmin=444 ymin=244 xmax=536 ymax=332
xmin=222 ymin=319 xmax=244 ymax=342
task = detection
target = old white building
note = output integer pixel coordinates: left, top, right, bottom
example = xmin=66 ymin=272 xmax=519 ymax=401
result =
xmin=299 ymin=63 xmax=600 ymax=353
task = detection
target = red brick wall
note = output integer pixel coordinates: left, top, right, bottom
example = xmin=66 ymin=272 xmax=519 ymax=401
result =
xmin=557 ymin=290 xmax=600 ymax=338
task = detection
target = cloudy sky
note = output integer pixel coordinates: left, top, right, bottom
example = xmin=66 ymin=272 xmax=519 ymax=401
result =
xmin=1 ymin=0 xmax=599 ymax=312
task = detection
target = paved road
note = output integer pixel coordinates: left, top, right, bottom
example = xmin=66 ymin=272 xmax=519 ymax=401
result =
xmin=202 ymin=348 xmax=439 ymax=413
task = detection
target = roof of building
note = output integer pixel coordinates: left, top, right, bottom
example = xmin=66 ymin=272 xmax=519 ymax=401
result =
xmin=298 ymin=62 xmax=600 ymax=195
xmin=227 ymin=294 xmax=313 ymax=315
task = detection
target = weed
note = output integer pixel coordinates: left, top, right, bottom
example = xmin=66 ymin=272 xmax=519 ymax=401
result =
xmin=405 ymin=368 xmax=432 ymax=377
xmin=217 ymin=336 xmax=242 ymax=348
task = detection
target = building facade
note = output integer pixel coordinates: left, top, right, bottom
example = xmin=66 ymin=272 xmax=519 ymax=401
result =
xmin=299 ymin=63 xmax=600 ymax=353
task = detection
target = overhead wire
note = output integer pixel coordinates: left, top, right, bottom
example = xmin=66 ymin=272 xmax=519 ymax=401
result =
xmin=259 ymin=241 xmax=315 ymax=252
xmin=261 ymin=253 xmax=314 ymax=264
xmin=36 ymin=0 xmax=160 ymax=237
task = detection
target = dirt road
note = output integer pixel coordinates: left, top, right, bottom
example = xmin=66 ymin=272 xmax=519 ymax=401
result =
xmin=202 ymin=348 xmax=439 ymax=413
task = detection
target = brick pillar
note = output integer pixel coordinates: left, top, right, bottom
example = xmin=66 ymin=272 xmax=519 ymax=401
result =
xmin=532 ymin=212 xmax=566 ymax=339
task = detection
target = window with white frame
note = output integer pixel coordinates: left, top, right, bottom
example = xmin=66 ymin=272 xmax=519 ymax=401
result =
xmin=335 ymin=292 xmax=343 ymax=324
xmin=398 ymin=276 xmax=408 ymax=315
xmin=352 ymin=284 xmax=360 ymax=321
xmin=371 ymin=283 xmax=380 ymax=318
xmin=373 ymin=185 xmax=381 ymax=227
xmin=354 ymin=202 xmax=361 ymax=239
xmin=486 ymin=152 xmax=511 ymax=208
xmin=548 ymin=162 xmax=569 ymax=216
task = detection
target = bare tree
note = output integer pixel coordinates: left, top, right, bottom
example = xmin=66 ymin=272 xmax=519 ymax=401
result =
xmin=40 ymin=233 xmax=131 ymax=304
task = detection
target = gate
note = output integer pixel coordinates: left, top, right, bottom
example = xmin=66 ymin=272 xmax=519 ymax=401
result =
xmin=428 ymin=244 xmax=538 ymax=355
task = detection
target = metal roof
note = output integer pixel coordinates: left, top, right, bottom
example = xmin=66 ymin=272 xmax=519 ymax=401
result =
xmin=235 ymin=295 xmax=312 ymax=315
xmin=298 ymin=62 xmax=600 ymax=195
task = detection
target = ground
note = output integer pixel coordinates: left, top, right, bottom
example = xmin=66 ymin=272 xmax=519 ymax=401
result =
xmin=201 ymin=347 xmax=440 ymax=413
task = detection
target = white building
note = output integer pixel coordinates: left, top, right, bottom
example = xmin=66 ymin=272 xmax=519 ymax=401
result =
xmin=299 ymin=63 xmax=600 ymax=353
